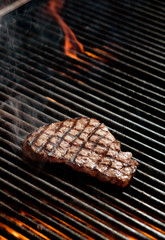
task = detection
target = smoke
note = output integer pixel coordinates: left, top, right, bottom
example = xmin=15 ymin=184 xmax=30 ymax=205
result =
xmin=0 ymin=95 xmax=44 ymax=151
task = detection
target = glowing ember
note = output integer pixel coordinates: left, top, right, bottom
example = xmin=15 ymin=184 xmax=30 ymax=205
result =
xmin=0 ymin=223 xmax=29 ymax=240
xmin=1 ymin=215 xmax=49 ymax=240
xmin=46 ymin=96 xmax=57 ymax=103
xmin=46 ymin=97 xmax=70 ymax=108
xmin=0 ymin=236 xmax=8 ymax=240
xmin=93 ymin=48 xmax=118 ymax=61
xmin=54 ymin=69 xmax=87 ymax=85
xmin=84 ymin=51 xmax=105 ymax=62
xmin=21 ymin=211 xmax=72 ymax=240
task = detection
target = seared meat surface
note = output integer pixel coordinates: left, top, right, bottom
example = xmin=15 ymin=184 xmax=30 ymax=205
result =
xmin=23 ymin=117 xmax=138 ymax=187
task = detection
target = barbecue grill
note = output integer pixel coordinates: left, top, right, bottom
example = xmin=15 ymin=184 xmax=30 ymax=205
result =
xmin=0 ymin=0 xmax=165 ymax=239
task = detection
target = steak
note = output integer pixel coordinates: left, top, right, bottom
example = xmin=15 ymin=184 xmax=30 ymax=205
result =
xmin=23 ymin=117 xmax=138 ymax=187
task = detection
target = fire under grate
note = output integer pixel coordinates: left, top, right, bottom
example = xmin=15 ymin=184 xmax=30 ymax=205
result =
xmin=0 ymin=0 xmax=165 ymax=239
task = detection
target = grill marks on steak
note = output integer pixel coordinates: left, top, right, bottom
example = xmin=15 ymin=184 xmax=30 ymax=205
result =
xmin=23 ymin=117 xmax=138 ymax=187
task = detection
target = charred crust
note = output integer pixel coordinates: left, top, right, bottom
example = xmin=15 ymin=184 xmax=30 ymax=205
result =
xmin=23 ymin=118 xmax=138 ymax=187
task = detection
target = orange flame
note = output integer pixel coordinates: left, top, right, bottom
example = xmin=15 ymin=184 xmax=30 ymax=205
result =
xmin=54 ymin=69 xmax=87 ymax=85
xmin=49 ymin=0 xmax=84 ymax=60
xmin=46 ymin=96 xmax=71 ymax=108
xmin=84 ymin=51 xmax=105 ymax=62
xmin=0 ymin=236 xmax=8 ymax=240
xmin=0 ymin=214 xmax=50 ymax=240
xmin=0 ymin=223 xmax=29 ymax=240
xmin=49 ymin=0 xmax=118 ymax=65
xmin=93 ymin=48 xmax=118 ymax=61
xmin=21 ymin=211 xmax=72 ymax=240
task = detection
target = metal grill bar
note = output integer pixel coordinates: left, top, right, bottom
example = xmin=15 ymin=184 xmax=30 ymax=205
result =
xmin=0 ymin=0 xmax=31 ymax=17
xmin=72 ymin=0 xmax=165 ymax=32
xmin=1 ymin=49 xmax=164 ymax=127
xmin=59 ymin=10 xmax=164 ymax=56
xmin=0 ymin=135 xmax=164 ymax=240
xmin=0 ymin=45 xmax=164 ymax=156
xmin=1 ymin=112 xmax=165 ymax=185
xmin=1 ymin=143 xmax=164 ymax=218
xmin=1 ymin=0 xmax=165 ymax=239
xmin=1 ymin=23 xmax=164 ymax=100
xmin=2 ymin=17 xmax=164 ymax=105
xmin=1 ymin=62 xmax=164 ymax=136
xmin=0 ymin=29 xmax=164 ymax=119
xmin=0 ymin=202 xmax=63 ymax=240
xmin=108 ymin=0 xmax=165 ymax=28
xmin=0 ymin=141 xmax=165 ymax=239
xmin=1 ymin=62 xmax=164 ymax=144
xmin=1 ymin=88 xmax=165 ymax=184
xmin=0 ymin=22 xmax=163 ymax=99
xmin=71 ymin=0 xmax=165 ymax=39
xmin=0 ymin=50 xmax=164 ymax=167
xmin=1 ymin=77 xmax=165 ymax=165
xmin=1 ymin=141 xmax=165 ymax=216
xmin=1 ymin=141 xmax=165 ymax=236
xmin=1 ymin=73 xmax=165 ymax=170
xmin=33 ymin=4 xmax=164 ymax=54
xmin=62 ymin=21 xmax=165 ymax=74
xmin=118 ymin=0 xmax=165 ymax=18
xmin=12 ymin=14 xmax=165 ymax=83
xmin=32 ymin=4 xmax=163 ymax=58
xmin=0 ymin=168 xmax=132 ymax=240
xmin=1 ymin=106 xmax=165 ymax=210
xmin=0 ymin=194 xmax=94 ymax=240
xmin=0 ymin=215 xmax=42 ymax=240
xmin=60 ymin=16 xmax=165 ymax=75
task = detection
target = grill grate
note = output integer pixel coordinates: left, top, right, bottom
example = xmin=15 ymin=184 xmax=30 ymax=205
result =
xmin=0 ymin=0 xmax=165 ymax=239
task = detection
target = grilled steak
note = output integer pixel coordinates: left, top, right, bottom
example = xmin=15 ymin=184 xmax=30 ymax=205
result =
xmin=23 ymin=117 xmax=138 ymax=187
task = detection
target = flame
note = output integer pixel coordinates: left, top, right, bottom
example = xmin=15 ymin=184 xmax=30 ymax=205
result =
xmin=22 ymin=211 xmax=87 ymax=239
xmin=76 ymin=65 xmax=91 ymax=72
xmin=21 ymin=211 xmax=72 ymax=240
xmin=0 ymin=223 xmax=29 ymax=240
xmin=55 ymin=69 xmax=87 ymax=85
xmin=1 ymin=215 xmax=50 ymax=240
xmin=46 ymin=96 xmax=57 ymax=103
xmin=127 ymin=237 xmax=137 ymax=240
xmin=93 ymin=48 xmax=118 ymax=61
xmin=49 ymin=0 xmax=115 ymax=64
xmin=0 ymin=236 xmax=8 ymax=240
xmin=46 ymin=96 xmax=70 ymax=108
xmin=84 ymin=51 xmax=105 ymax=62
xmin=44 ymin=210 xmax=95 ymax=240
xmin=49 ymin=0 xmax=84 ymax=60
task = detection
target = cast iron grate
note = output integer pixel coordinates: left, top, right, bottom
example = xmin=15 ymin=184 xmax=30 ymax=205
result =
xmin=0 ymin=0 xmax=165 ymax=239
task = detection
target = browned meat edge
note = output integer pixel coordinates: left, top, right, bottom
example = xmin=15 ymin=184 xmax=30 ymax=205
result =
xmin=23 ymin=117 xmax=138 ymax=187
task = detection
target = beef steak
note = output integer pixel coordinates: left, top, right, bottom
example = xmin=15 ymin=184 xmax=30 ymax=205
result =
xmin=23 ymin=117 xmax=138 ymax=187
